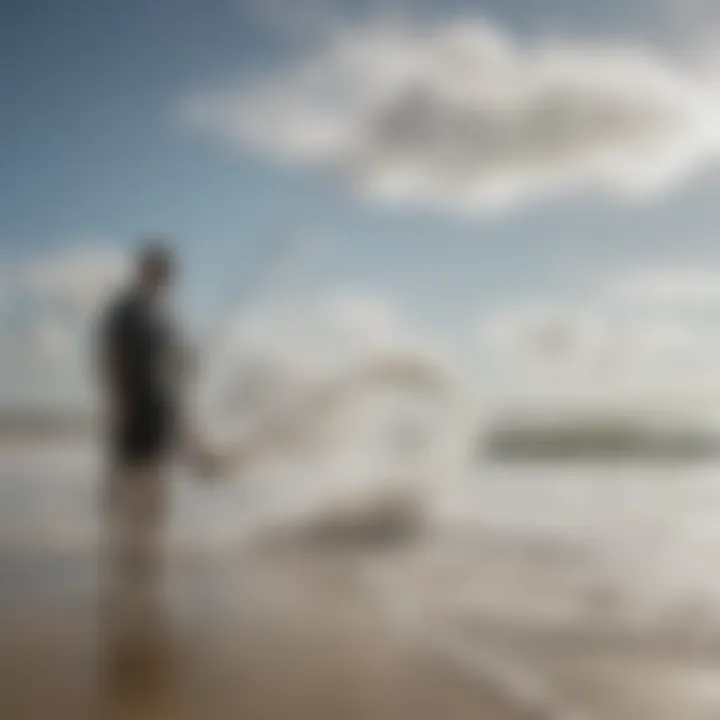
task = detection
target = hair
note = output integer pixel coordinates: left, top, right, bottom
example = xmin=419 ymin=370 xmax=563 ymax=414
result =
xmin=137 ymin=239 xmax=174 ymax=276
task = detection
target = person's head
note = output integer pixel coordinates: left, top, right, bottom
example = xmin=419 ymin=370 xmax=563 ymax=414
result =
xmin=135 ymin=242 xmax=175 ymax=298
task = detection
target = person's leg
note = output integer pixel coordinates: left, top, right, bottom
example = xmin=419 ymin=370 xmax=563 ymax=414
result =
xmin=103 ymin=461 xmax=169 ymax=627
xmin=99 ymin=461 xmax=172 ymax=718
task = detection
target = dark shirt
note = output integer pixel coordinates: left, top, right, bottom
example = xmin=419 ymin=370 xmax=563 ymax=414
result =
xmin=101 ymin=290 xmax=177 ymax=413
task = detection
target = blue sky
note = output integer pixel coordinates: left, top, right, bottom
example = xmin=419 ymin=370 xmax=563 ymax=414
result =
xmin=4 ymin=0 xmax=720 ymax=409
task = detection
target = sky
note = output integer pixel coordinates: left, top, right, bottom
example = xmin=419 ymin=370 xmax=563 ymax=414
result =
xmin=4 ymin=0 xmax=720 ymax=413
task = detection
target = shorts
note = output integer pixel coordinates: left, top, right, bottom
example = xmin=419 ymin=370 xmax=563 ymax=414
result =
xmin=111 ymin=399 xmax=176 ymax=466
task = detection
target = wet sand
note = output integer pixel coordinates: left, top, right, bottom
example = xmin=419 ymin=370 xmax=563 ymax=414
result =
xmin=6 ymin=437 xmax=720 ymax=720
xmin=0 ymin=545 xmax=552 ymax=720
xmin=6 ymin=541 xmax=720 ymax=720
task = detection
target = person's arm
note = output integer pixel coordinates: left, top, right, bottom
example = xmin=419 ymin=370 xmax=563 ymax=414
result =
xmin=96 ymin=303 xmax=129 ymax=422
xmin=165 ymin=329 xmax=221 ymax=479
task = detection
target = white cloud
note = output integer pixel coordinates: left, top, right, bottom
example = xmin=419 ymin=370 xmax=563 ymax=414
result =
xmin=23 ymin=245 xmax=128 ymax=316
xmin=196 ymin=291 xmax=465 ymax=464
xmin=207 ymin=291 xmax=442 ymax=392
xmin=186 ymin=20 xmax=720 ymax=212
xmin=477 ymin=263 xmax=720 ymax=414
xmin=481 ymin=302 xmax=609 ymax=370
xmin=26 ymin=317 xmax=76 ymax=363
xmin=609 ymin=266 xmax=720 ymax=306
xmin=0 ymin=245 xmax=129 ymax=406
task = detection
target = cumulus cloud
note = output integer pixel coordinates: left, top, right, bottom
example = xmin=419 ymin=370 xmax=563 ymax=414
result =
xmin=481 ymin=301 xmax=610 ymax=374
xmin=186 ymin=20 xmax=720 ymax=211
xmin=0 ymin=245 xmax=129 ymax=406
xmin=477 ymin=259 xmax=720 ymax=410
xmin=23 ymin=245 xmax=128 ymax=316
xmin=204 ymin=291 xmax=444 ymax=405
xmin=195 ymin=291 xmax=465 ymax=476
xmin=609 ymin=266 xmax=720 ymax=306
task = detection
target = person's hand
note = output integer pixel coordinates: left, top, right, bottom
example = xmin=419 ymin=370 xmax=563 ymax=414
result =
xmin=189 ymin=445 xmax=226 ymax=483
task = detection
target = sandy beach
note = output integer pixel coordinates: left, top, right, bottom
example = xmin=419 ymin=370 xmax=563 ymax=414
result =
xmin=0 ymin=544 xmax=548 ymax=720
xmin=4 ymin=539 xmax=720 ymax=720
xmin=5 ymin=442 xmax=720 ymax=720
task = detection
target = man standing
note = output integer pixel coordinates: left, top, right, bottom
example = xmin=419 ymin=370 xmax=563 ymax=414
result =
xmin=97 ymin=243 xmax=221 ymax=715
xmin=98 ymin=241 xmax=219 ymax=617
xmin=98 ymin=243 xmax=182 ymax=592
xmin=96 ymin=242 xmax=186 ymax=714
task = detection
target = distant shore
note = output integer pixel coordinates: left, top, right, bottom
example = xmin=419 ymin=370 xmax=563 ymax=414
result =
xmin=4 ymin=407 xmax=720 ymax=462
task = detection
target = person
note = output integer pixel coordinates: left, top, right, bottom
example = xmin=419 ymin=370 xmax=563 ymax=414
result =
xmin=96 ymin=243 xmax=214 ymax=709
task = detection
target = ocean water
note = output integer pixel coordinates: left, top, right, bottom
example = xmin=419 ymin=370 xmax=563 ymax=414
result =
xmin=7 ymin=438 xmax=720 ymax=720
xmin=3 ymin=436 xmax=720 ymax=638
